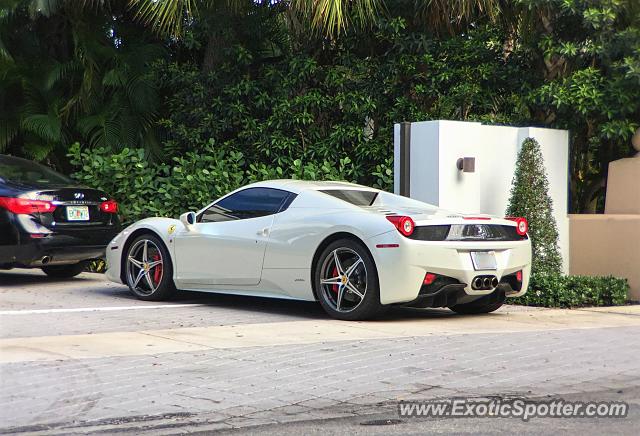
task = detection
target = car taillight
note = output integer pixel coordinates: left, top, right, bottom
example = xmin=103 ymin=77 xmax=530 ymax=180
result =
xmin=0 ymin=197 xmax=56 ymax=214
xmin=506 ymin=217 xmax=528 ymax=236
xmin=100 ymin=199 xmax=118 ymax=214
xmin=386 ymin=215 xmax=415 ymax=237
xmin=516 ymin=270 xmax=523 ymax=282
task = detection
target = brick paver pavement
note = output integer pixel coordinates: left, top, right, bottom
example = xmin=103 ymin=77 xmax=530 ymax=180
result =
xmin=1 ymin=270 xmax=639 ymax=434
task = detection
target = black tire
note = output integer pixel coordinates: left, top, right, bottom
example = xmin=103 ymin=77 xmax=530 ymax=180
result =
xmin=124 ymin=234 xmax=176 ymax=301
xmin=42 ymin=261 xmax=88 ymax=278
xmin=450 ymin=293 xmax=505 ymax=314
xmin=314 ymin=238 xmax=383 ymax=321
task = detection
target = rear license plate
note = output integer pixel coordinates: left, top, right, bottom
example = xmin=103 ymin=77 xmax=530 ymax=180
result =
xmin=470 ymin=251 xmax=497 ymax=270
xmin=66 ymin=206 xmax=90 ymax=221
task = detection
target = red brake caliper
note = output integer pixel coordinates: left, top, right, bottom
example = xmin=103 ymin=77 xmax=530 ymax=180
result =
xmin=331 ymin=266 xmax=339 ymax=293
xmin=152 ymin=253 xmax=162 ymax=285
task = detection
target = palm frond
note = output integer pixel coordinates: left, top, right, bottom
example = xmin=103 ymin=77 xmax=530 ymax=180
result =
xmin=117 ymin=114 xmax=141 ymax=148
xmin=0 ymin=2 xmax=17 ymax=63
xmin=290 ymin=0 xmax=381 ymax=38
xmin=415 ymin=0 xmax=502 ymax=34
xmin=126 ymin=0 xmax=252 ymax=37
xmin=21 ymin=140 xmax=54 ymax=160
xmin=0 ymin=118 xmax=18 ymax=151
xmin=0 ymin=56 xmax=17 ymax=81
xmin=125 ymin=78 xmax=158 ymax=119
xmin=77 ymin=113 xmax=121 ymax=149
xmin=0 ymin=40 xmax=12 ymax=63
xmin=46 ymin=60 xmax=82 ymax=90
xmin=20 ymin=113 xmax=62 ymax=142
xmin=101 ymin=117 xmax=122 ymax=149
xmin=102 ymin=68 xmax=126 ymax=87
xmin=19 ymin=83 xmax=47 ymax=117
xmin=127 ymin=0 xmax=199 ymax=37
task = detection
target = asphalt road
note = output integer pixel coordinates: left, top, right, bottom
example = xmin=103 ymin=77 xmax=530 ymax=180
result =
xmin=1 ymin=269 xmax=639 ymax=435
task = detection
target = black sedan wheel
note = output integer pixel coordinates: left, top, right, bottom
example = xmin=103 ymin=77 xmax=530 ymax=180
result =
xmin=125 ymin=234 xmax=176 ymax=300
xmin=315 ymin=238 xmax=383 ymax=320
xmin=42 ymin=261 xmax=88 ymax=278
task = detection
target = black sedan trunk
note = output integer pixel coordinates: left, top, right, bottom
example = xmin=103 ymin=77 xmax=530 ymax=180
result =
xmin=35 ymin=187 xmax=118 ymax=229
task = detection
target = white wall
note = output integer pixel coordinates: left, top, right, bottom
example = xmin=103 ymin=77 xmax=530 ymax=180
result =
xmin=394 ymin=120 xmax=570 ymax=273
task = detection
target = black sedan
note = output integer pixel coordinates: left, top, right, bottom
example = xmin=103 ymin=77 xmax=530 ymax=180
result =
xmin=0 ymin=155 xmax=120 ymax=278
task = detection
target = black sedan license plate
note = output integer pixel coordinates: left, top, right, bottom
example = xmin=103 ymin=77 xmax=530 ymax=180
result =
xmin=66 ymin=205 xmax=90 ymax=221
xmin=470 ymin=251 xmax=497 ymax=270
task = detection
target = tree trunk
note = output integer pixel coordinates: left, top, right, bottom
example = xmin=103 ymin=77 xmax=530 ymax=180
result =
xmin=201 ymin=5 xmax=235 ymax=74
xmin=582 ymin=177 xmax=605 ymax=213
xmin=202 ymin=30 xmax=225 ymax=73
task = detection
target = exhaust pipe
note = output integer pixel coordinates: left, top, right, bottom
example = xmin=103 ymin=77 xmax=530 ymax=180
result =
xmin=471 ymin=275 xmax=499 ymax=290
xmin=41 ymin=256 xmax=51 ymax=265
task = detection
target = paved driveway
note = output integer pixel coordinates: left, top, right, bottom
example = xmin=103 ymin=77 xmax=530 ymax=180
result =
xmin=1 ymin=269 xmax=639 ymax=434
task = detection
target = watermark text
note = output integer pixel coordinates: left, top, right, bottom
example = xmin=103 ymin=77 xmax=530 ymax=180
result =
xmin=398 ymin=398 xmax=628 ymax=421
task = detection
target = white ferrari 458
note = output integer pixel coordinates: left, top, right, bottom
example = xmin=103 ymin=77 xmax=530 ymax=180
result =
xmin=106 ymin=180 xmax=531 ymax=320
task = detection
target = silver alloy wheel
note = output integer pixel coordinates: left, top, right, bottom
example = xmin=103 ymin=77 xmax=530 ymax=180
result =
xmin=319 ymin=247 xmax=367 ymax=312
xmin=126 ymin=239 xmax=164 ymax=296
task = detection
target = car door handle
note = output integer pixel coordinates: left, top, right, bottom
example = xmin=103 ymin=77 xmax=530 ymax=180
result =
xmin=257 ymin=227 xmax=269 ymax=236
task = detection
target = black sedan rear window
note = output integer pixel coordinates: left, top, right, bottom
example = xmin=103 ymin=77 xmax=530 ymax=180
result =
xmin=320 ymin=190 xmax=378 ymax=206
xmin=0 ymin=155 xmax=71 ymax=185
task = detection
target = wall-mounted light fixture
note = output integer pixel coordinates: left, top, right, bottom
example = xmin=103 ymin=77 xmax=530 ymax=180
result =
xmin=456 ymin=157 xmax=476 ymax=173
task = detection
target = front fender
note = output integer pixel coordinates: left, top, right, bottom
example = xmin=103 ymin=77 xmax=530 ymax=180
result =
xmin=105 ymin=217 xmax=183 ymax=284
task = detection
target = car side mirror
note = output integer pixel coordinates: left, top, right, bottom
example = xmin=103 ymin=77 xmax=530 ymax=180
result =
xmin=180 ymin=211 xmax=197 ymax=230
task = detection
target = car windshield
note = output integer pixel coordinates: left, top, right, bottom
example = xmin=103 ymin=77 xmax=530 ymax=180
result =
xmin=0 ymin=155 xmax=72 ymax=185
xmin=320 ymin=189 xmax=379 ymax=206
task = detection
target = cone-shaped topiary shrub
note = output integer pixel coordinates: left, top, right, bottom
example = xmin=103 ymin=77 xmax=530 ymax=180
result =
xmin=506 ymin=137 xmax=563 ymax=276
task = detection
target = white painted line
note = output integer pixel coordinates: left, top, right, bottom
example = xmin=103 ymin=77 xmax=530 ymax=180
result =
xmin=0 ymin=304 xmax=206 ymax=315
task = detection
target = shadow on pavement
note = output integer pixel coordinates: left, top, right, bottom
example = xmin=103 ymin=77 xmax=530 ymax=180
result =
xmin=0 ymin=270 xmax=470 ymax=321
xmin=0 ymin=270 xmax=95 ymax=286
xmin=175 ymin=290 xmax=329 ymax=319
xmin=169 ymin=291 xmax=459 ymax=321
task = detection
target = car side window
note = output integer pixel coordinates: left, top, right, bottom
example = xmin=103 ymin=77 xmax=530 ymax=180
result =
xmin=199 ymin=188 xmax=295 ymax=223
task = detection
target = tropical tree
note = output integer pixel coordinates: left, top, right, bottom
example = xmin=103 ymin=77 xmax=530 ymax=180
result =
xmin=515 ymin=0 xmax=640 ymax=212
xmin=0 ymin=0 xmax=165 ymax=162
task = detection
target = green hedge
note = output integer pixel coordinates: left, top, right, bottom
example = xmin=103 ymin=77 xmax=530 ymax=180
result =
xmin=513 ymin=274 xmax=628 ymax=308
xmin=68 ymin=143 xmax=383 ymax=225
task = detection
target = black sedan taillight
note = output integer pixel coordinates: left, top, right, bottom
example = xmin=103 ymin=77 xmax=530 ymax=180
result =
xmin=0 ymin=197 xmax=57 ymax=214
xmin=99 ymin=199 xmax=119 ymax=214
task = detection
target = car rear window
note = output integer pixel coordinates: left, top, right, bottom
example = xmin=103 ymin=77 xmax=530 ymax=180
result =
xmin=0 ymin=155 xmax=71 ymax=185
xmin=320 ymin=190 xmax=378 ymax=206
